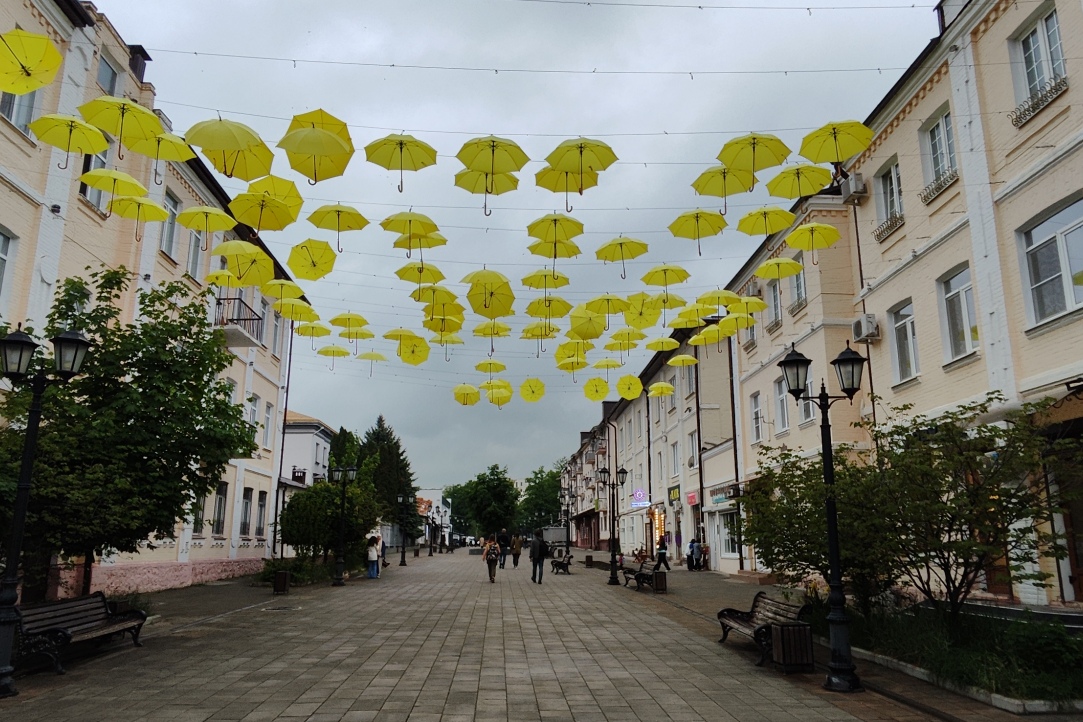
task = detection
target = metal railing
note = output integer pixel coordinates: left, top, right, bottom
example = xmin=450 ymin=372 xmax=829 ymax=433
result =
xmin=1010 ymin=75 xmax=1068 ymax=128
xmin=214 ymin=297 xmax=264 ymax=339
xmin=873 ymin=213 xmax=905 ymax=243
xmin=919 ymin=167 xmax=959 ymax=205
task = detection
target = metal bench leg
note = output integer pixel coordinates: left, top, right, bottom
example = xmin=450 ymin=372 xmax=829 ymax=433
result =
xmin=130 ymin=626 xmax=144 ymax=648
xmin=718 ymin=625 xmax=731 ymax=644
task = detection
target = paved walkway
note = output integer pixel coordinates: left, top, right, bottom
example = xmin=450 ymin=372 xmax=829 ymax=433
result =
xmin=0 ymin=552 xmax=1062 ymax=721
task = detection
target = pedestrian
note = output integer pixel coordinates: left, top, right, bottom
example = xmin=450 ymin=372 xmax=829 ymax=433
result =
xmin=366 ymin=536 xmax=380 ymax=579
xmin=483 ymin=534 xmax=500 ymax=582
xmin=529 ymin=527 xmax=548 ymax=584
xmin=692 ymin=538 xmax=703 ymax=571
xmin=511 ymin=534 xmax=523 ymax=568
xmin=497 ymin=528 xmax=511 ymax=569
xmin=687 ymin=538 xmax=696 ymax=571
xmin=654 ymin=535 xmax=671 ymax=571
xmin=380 ymin=536 xmax=389 ymax=570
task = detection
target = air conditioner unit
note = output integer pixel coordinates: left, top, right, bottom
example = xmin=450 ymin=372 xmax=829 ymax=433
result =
xmin=840 ymin=173 xmax=867 ymax=204
xmin=852 ymin=313 xmax=880 ymax=343
xmin=687 ymin=455 xmax=696 ymax=468
xmin=746 ymin=280 xmax=762 ymax=297
xmin=725 ymin=484 xmax=742 ymax=499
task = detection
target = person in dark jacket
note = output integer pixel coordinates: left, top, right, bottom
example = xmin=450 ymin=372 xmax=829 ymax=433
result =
xmin=654 ymin=535 xmax=671 ymax=571
xmin=529 ymin=528 xmax=546 ymax=584
xmin=497 ymin=528 xmax=511 ymax=569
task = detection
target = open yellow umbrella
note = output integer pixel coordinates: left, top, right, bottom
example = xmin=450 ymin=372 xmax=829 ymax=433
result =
xmin=454 ymin=169 xmax=518 ymax=216
xmin=698 ymin=289 xmax=741 ymax=313
xmin=288 ymin=239 xmax=337 ymax=281
xmin=384 ymin=327 xmax=420 ymax=342
xmin=308 ymin=204 xmax=368 ymax=252
xmin=536 ymin=166 xmax=598 ymax=212
xmin=382 ymin=211 xmax=440 ymax=261
xmin=557 ymin=358 xmax=588 ymax=382
xmin=754 ymin=257 xmax=804 ymax=281
xmin=473 ymin=319 xmax=512 ymax=355
xmin=800 ymin=120 xmax=874 ymax=165
xmin=785 ymin=223 xmax=841 ymax=264
xmin=431 ymin=332 xmax=464 ymax=360
xmin=28 ymin=115 xmax=107 ymax=170
xmin=668 ymin=354 xmax=698 ymax=367
xmin=203 ymin=141 xmax=273 ymax=181
xmin=107 ymin=196 xmax=167 ymax=241
xmin=232 ymin=251 xmax=276 ymax=288
xmin=425 ymin=315 xmax=464 ymax=334
xmin=476 ymin=359 xmax=506 ymax=374
xmin=669 ymin=210 xmax=727 ymax=256
xmin=718 ymin=313 xmax=756 ymax=334
xmin=128 ymin=132 xmax=196 ymax=185
xmin=592 ymin=357 xmax=622 ymax=382
xmin=731 ymin=296 xmax=768 ymax=315
xmin=274 ymin=298 xmax=318 ymax=323
xmin=79 ymin=96 xmax=163 ymax=160
xmin=595 ymin=236 xmax=648 ymax=279
xmin=569 ymin=305 xmax=606 ymax=341
xmin=0 ymin=28 xmax=62 ymax=95
xmin=556 ymin=339 xmax=593 ymax=361
xmin=617 ymin=374 xmax=643 ymax=400
xmin=211 ymin=239 xmax=261 ymax=259
xmin=330 ymin=312 xmax=368 ymax=330
xmin=393 ymin=232 xmax=447 ymax=263
xmin=765 ymin=165 xmax=832 ymax=200
xmin=454 ymin=383 xmax=481 ymax=406
xmin=411 ymin=284 xmax=458 ymax=307
xmin=546 ymin=137 xmax=617 ymax=175
xmin=487 ymin=387 xmax=513 ymax=408
xmin=692 ymin=165 xmax=755 ymax=211
xmin=527 ymin=238 xmax=581 ymax=271
xmin=479 ymin=378 xmax=508 ymax=393
xmin=247 ymin=176 xmax=303 ymax=222
xmin=177 ymin=206 xmax=237 ymax=251
xmin=646 ymin=336 xmax=679 ymax=352
xmin=467 ymin=282 xmax=515 ymax=320
xmin=295 ymin=322 xmax=331 ymax=350
xmin=689 ymin=325 xmax=729 ymax=348
xmin=583 ymin=377 xmax=610 ymax=402
xmin=186 ymin=117 xmax=261 ymax=152
xmin=280 ymin=109 xmax=354 ymax=183
xmin=205 ymin=270 xmax=243 ymax=289
xmin=340 ymin=328 xmax=375 ymax=341
xmin=648 ymin=381 xmax=675 ymax=397
xmin=610 ymin=326 xmax=646 ymax=343
xmin=652 ymin=292 xmax=686 ymax=310
xmin=526 ymin=295 xmax=572 ymax=319
xmin=358 ymin=350 xmax=387 ymax=377
xmin=461 ymin=268 xmax=510 ymax=286
xmin=364 ymin=133 xmax=438 ymax=192
xmin=423 ymin=299 xmax=466 ymax=318
xmin=678 ymin=303 xmax=715 ymax=320
xmin=79 ymin=168 xmax=147 ymax=199
xmin=737 ymin=207 xmax=796 ymax=237
xmin=396 ymin=261 xmax=444 ymax=286
xmin=586 ymin=294 xmax=630 ymax=317
xmin=317 ymin=344 xmax=350 ymax=370
xmin=668 ymin=316 xmax=705 ymax=330
xmin=521 ymin=269 xmax=570 ymax=292
xmin=520 ymin=378 xmax=545 ymax=402
xmin=717 ymin=134 xmax=789 ymax=191
xmin=398 ymin=337 xmax=431 ymax=366
xmin=262 ymin=279 xmax=304 ymax=301
xmin=527 ymin=213 xmax=583 ymax=243
xmin=229 ymin=193 xmax=295 ymax=235
xmin=641 ymin=265 xmax=691 ymax=299
xmin=521 ymin=320 xmax=559 ymax=339
xmin=457 ymin=135 xmax=529 ymax=176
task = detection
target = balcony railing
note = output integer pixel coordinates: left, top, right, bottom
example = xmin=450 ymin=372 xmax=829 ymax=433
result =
xmin=765 ymin=318 xmax=782 ymax=334
xmin=1010 ymin=75 xmax=1068 ymax=128
xmin=919 ymin=167 xmax=958 ymax=205
xmin=873 ymin=213 xmax=905 ymax=243
xmin=214 ymin=297 xmax=264 ymax=347
xmin=787 ymin=296 xmax=807 ymax=316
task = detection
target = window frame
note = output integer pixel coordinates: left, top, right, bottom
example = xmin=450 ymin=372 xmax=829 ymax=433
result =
xmin=211 ymin=482 xmax=229 ymax=537
xmin=685 ymin=363 xmax=695 ymax=397
xmin=0 ymin=89 xmax=38 ymax=135
xmin=1022 ymin=199 xmax=1083 ymax=325
xmin=891 ymin=300 xmax=920 ymax=383
xmin=0 ymin=230 xmax=12 ymax=301
xmin=272 ymin=312 xmax=283 ymax=357
xmin=79 ymin=140 xmax=112 ymax=211
xmin=1016 ymin=8 xmax=1065 ymax=99
xmin=688 ymin=430 xmax=698 ymax=468
xmin=667 ymin=373 xmax=677 ymax=411
xmin=773 ymin=377 xmax=790 ymax=432
xmin=97 ymin=55 xmax=120 ymax=96
xmin=160 ymin=192 xmax=180 ymax=257
xmin=940 ymin=265 xmax=979 ymax=360
xmin=670 ymin=440 xmax=680 ymax=477
xmin=263 ymin=402 xmax=274 ymax=448
xmin=240 ymin=487 xmax=253 ymax=537
xmin=878 ymin=159 xmax=904 ymax=221
xmin=256 ymin=491 xmax=267 ymax=538
xmin=750 ymin=392 xmax=763 ymax=443
xmin=799 ymin=380 xmax=815 ymax=424
xmin=926 ymin=109 xmax=957 ymax=183
xmin=767 ymin=280 xmax=782 ymax=325
xmin=721 ymin=511 xmax=740 ymax=555
xmin=791 ymin=252 xmax=806 ymax=305
xmin=187 ymin=229 xmax=203 ymax=278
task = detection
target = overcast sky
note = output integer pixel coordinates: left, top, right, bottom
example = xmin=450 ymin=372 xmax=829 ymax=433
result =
xmin=98 ymin=0 xmax=939 ymax=488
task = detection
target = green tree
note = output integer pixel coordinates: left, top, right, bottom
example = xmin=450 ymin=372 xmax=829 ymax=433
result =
xmin=516 ymin=462 xmax=562 ymax=532
xmin=0 ymin=269 xmax=255 ymax=598
xmin=329 ymin=426 xmax=361 ymax=467
xmin=441 ymin=483 xmax=473 ymax=538
xmin=459 ymin=464 xmax=519 ymax=539
xmin=358 ymin=416 xmax=419 ymax=537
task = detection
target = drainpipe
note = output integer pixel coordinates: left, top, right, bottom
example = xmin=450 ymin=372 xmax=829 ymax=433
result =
xmin=693 ymin=345 xmax=706 ymax=546
xmin=271 ymin=321 xmax=295 ymax=559
xmin=727 ymin=335 xmax=745 ymax=571
xmin=645 ymin=392 xmax=654 ymax=560
xmin=607 ymin=419 xmax=620 ymax=553
xmin=852 ymin=203 xmax=877 ymax=426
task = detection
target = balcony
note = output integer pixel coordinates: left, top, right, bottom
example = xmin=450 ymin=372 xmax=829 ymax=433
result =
xmin=919 ymin=167 xmax=958 ymax=205
xmin=1010 ymin=75 xmax=1068 ymax=128
xmin=215 ymin=297 xmax=264 ymax=348
xmin=872 ymin=213 xmax=904 ymax=243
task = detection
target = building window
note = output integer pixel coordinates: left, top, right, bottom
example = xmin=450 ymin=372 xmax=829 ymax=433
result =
xmin=636 ymin=408 xmax=642 ymax=437
xmin=891 ymin=301 xmax=919 ymax=382
xmin=942 ymin=266 xmax=979 ymax=359
xmin=272 ymin=312 xmax=282 ymax=356
xmin=667 ymin=373 xmax=677 ymax=410
xmin=750 ymin=392 xmax=762 ymax=443
xmin=0 ymin=231 xmax=11 ymax=298
xmin=722 ymin=512 xmax=740 ymax=555
xmin=773 ymin=377 xmax=789 ymax=432
xmin=767 ymin=280 xmax=782 ymax=326
xmin=256 ymin=491 xmax=267 ymax=537
xmin=225 ymin=377 xmax=237 ymax=404
xmin=0 ymin=90 xmax=37 ymax=134
xmin=1020 ymin=9 xmax=1065 ymax=98
xmin=97 ymin=56 xmax=119 ymax=95
xmin=159 ymin=193 xmax=179 ymax=256
xmin=927 ymin=111 xmax=956 ymax=181
xmin=670 ymin=440 xmax=680 ymax=476
xmin=187 ymin=229 xmax=203 ymax=278
xmin=688 ymin=430 xmax=698 ymax=467
xmin=260 ymin=298 xmax=270 ymax=342
xmin=79 ymin=141 xmax=112 ymax=210
xmin=192 ymin=496 xmax=205 ymax=535
xmin=248 ymin=393 xmax=260 ymax=440
xmin=263 ymin=402 xmax=274 ymax=447
xmin=1024 ymin=199 xmax=1083 ymax=323
xmin=685 ymin=364 xmax=695 ymax=396
xmin=240 ymin=487 xmax=253 ymax=536
xmin=211 ymin=482 xmax=229 ymax=536
xmin=799 ymin=380 xmax=815 ymax=423
xmin=791 ymin=253 xmax=806 ymax=304
xmin=879 ymin=161 xmax=904 ymax=220
xmin=746 ymin=320 xmax=757 ymax=344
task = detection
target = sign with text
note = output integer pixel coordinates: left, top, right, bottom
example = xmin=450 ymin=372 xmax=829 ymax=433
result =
xmin=686 ymin=491 xmax=699 ymax=506
xmin=667 ymin=485 xmax=681 ymax=506
xmin=630 ymin=487 xmax=649 ymax=508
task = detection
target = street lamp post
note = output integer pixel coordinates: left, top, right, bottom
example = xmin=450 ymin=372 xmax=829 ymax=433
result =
xmin=397 ymin=493 xmax=414 ymax=567
xmin=597 ymin=467 xmax=628 ymax=586
xmin=331 ymin=465 xmax=357 ymax=587
xmin=428 ymin=509 xmax=435 ymax=556
xmin=778 ymin=342 xmax=867 ymax=694
xmin=558 ymin=489 xmax=571 ymax=554
xmin=0 ymin=327 xmax=92 ymax=699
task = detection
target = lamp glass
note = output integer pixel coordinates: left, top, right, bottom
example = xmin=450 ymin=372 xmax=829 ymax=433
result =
xmin=330 ymin=467 xmax=343 ymax=483
xmin=616 ymin=467 xmax=628 ymax=486
xmin=0 ymin=328 xmax=39 ymax=378
xmin=51 ymin=329 xmax=91 ymax=378
xmin=397 ymin=494 xmax=403 ymax=503
xmin=597 ymin=467 xmax=610 ymax=485
xmin=831 ymin=342 xmax=867 ymax=399
xmin=777 ymin=344 xmax=811 ymax=399
xmin=346 ymin=466 xmax=358 ymax=482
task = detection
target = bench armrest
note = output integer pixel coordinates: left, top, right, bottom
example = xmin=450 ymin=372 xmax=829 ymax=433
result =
xmin=109 ymin=609 xmax=148 ymax=623
xmin=717 ymin=608 xmax=753 ymax=621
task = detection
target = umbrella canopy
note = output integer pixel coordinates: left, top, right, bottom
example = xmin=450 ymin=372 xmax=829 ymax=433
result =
xmin=28 ymin=115 xmax=107 ymax=169
xmin=398 ymin=337 xmax=431 ymax=366
xmin=568 ymin=305 xmax=606 ymax=341
xmin=583 ymin=377 xmax=610 ymax=402
xmin=610 ymin=326 xmax=646 ymax=342
xmin=411 ymin=284 xmax=458 ymax=307
xmin=487 ymin=387 xmax=513 ymax=407
xmin=546 ymin=137 xmax=617 ymax=174
xmin=287 ymin=239 xmax=337 ymax=281
xmin=526 ymin=295 xmax=572 ymax=319
xmin=717 ymin=133 xmax=790 ymax=175
xmin=430 ymin=332 xmax=463 ymax=347
xmin=479 ymin=378 xmax=509 ymax=392
xmin=521 ymin=320 xmax=560 ymax=339
xmin=295 ymin=322 xmax=331 ymax=338
xmin=308 ymin=204 xmax=368 ymax=232
xmin=646 ymin=337 xmax=680 ymax=352
xmin=280 ymin=109 xmax=354 ymax=183
xmin=0 ymin=28 xmax=62 ymax=95
xmin=765 ymin=165 xmax=833 ymax=200
xmin=731 ymin=296 xmax=768 ymax=315
xmin=800 ymin=120 xmax=874 ymax=164
xmin=230 ymin=251 xmax=276 ymax=288
xmin=520 ymin=378 xmax=545 ymax=402
xmin=737 ymin=207 xmax=797 ymax=237
xmin=595 ymin=236 xmax=648 ymax=279
xmin=381 ymin=212 xmax=440 ymax=259
xmin=785 ymin=222 xmax=842 ymax=252
xmin=593 ymin=358 xmax=623 ymax=369
xmin=461 ymin=268 xmax=510 ymax=286
xmin=466 ymin=282 xmax=515 ymax=320
xmin=177 ymin=206 xmax=237 ymax=238
xmin=692 ymin=165 xmax=755 ymax=199
xmin=521 ymin=269 xmax=570 ymax=291
xmin=424 ymin=315 xmax=464 ymax=334
xmin=453 ymin=383 xmax=481 ymax=406
xmin=186 ymin=118 xmax=262 ymax=152
xmin=228 ymin=193 xmax=295 ymax=233
xmin=358 ymin=351 xmax=388 ymax=362
xmin=586 ymin=294 xmax=630 ymax=316
xmin=668 ymin=316 xmax=705 ymax=329
xmin=669 ymin=210 xmax=728 ymax=256
xmin=108 ymin=196 xmax=167 ymax=223
xmin=641 ymin=264 xmax=690 ymax=288
xmin=383 ymin=328 xmax=420 ymax=341
xmin=624 ymin=292 xmax=662 ymax=329
xmin=365 ymin=133 xmax=438 ymax=192
xmin=605 ymin=339 xmax=637 ymax=353
xmin=392 ymin=231 xmax=447 ymax=258
xmin=557 ymin=358 xmax=588 ymax=373
xmin=396 ymin=261 xmax=445 ymax=286
xmin=127 ymin=132 xmax=196 ymax=164
xmin=205 ymin=270 xmax=242 ymax=288
xmin=317 ymin=345 xmax=350 ymax=357
xmin=718 ymin=313 xmax=756 ymax=333
xmin=78 ymin=96 xmax=163 ymax=156
xmin=648 ymin=382 xmax=675 ymax=397
xmin=203 ymin=141 xmax=274 ymax=181
xmin=678 ymin=303 xmax=715 ymax=320
xmin=247 ymin=175 xmax=304 ymax=222
xmin=261 ymin=279 xmax=304 ymax=301
xmin=79 ymin=168 xmax=146 ymax=198
xmin=456 ymin=135 xmax=529 ymax=175
xmin=555 ymin=339 xmax=594 ymax=361
xmin=754 ymin=257 xmax=804 ymax=281
xmin=329 ymin=312 xmax=368 ymax=329
xmin=340 ymin=328 xmax=375 ymax=341
xmin=527 ymin=239 xmax=581 ymax=269
xmin=472 ymin=320 xmax=512 ymax=338
xmin=617 ymin=375 xmax=644 ymax=400
xmin=667 ymin=354 xmax=698 ymax=367
xmin=211 ymin=239 xmax=261 ymax=259
xmin=535 ymin=166 xmax=598 ymax=212
xmin=652 ymin=292 xmax=686 ymax=310
xmin=274 ymin=299 xmax=318 ymax=323
xmin=698 ymin=288 xmax=741 ymax=310
xmin=690 ymin=324 xmax=732 ymax=346
xmin=454 ymin=169 xmax=519 ymax=216
xmin=476 ymin=359 xmax=506 ymax=374
xmin=527 ymin=213 xmax=584 ymax=243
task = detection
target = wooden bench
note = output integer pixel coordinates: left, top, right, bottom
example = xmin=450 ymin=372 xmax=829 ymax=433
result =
xmin=16 ymin=592 xmax=147 ymax=674
xmin=550 ymin=554 xmax=573 ymax=575
xmin=622 ymin=561 xmax=655 ymax=590
xmin=717 ymin=591 xmax=810 ymax=666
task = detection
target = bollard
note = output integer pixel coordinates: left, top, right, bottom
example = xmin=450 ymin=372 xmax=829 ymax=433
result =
xmin=653 ymin=571 xmax=667 ymax=594
xmin=273 ymin=570 xmax=290 ymax=595
xmin=585 ymin=555 xmax=593 ymax=568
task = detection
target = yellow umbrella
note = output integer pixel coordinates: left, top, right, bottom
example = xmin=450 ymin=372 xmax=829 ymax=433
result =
xmin=278 ymin=126 xmax=352 ymax=184
xmin=340 ymin=328 xmax=375 ymax=341
xmin=583 ymin=377 xmax=610 ymax=402
xmin=668 ymin=316 xmax=705 ymax=329
xmin=0 ymin=28 xmax=62 ymax=95
xmin=230 ymin=251 xmax=275 ymax=288
xmin=330 ymin=312 xmax=369 ymax=330
xmin=641 ymin=265 xmax=690 ymax=290
xmin=28 ymin=115 xmax=107 ymax=170
xmin=398 ymin=337 xmax=431 ymax=366
xmin=535 ymin=166 xmax=598 ymax=212
xmin=765 ymin=165 xmax=833 ymax=200
xmin=668 ymin=210 xmax=727 ymax=256
xmin=754 ymin=257 xmax=804 ymax=281
xmin=692 ymin=165 xmax=755 ymax=206
xmin=456 ymin=135 xmax=529 ymax=175
xmin=624 ymin=292 xmax=662 ymax=330
xmin=521 ymin=269 xmax=570 ymax=292
xmin=430 ymin=332 xmax=464 ymax=362
xmin=423 ymin=300 xmax=466 ymax=318
xmin=593 ymin=357 xmax=622 ymax=382
xmin=274 ymin=299 xmax=318 ymax=323
xmin=107 ymin=196 xmax=167 ymax=241
xmin=800 ymin=120 xmax=874 ymax=165
xmin=396 ymin=261 xmax=445 ymax=286
xmin=467 ymin=282 xmax=515 ymax=320
xmin=364 ymin=133 xmax=438 ymax=192
xmin=79 ymin=168 xmax=147 ymax=199
xmin=78 ymin=96 xmax=163 ymax=159
xmin=262 ymin=280 xmax=304 ymax=301
xmin=737 ymin=207 xmax=796 ymax=237
xmin=698 ymin=289 xmax=742 ymax=313
xmin=557 ymin=358 xmax=588 ymax=379
xmin=453 ymin=383 xmax=481 ymax=406
xmin=308 ymin=204 xmax=368 ymax=252
xmin=648 ymin=381 xmax=675 ymax=397
xmin=461 ymin=268 xmax=510 ymax=286
xmin=317 ymin=344 xmax=351 ymax=370
xmin=203 ymin=141 xmax=274 ymax=181
xmin=527 ymin=239 xmax=581 ymax=271
xmin=128 ymin=132 xmax=196 ymax=184
xmin=454 ymin=169 xmax=519 ymax=216
xmin=411 ymin=284 xmax=458 ymax=307
xmin=357 ymin=350 xmax=387 ymax=377
xmin=731 ymin=296 xmax=768 ymax=315
xmin=228 ymin=194 xmax=295 ymax=234
xmin=382 ymin=211 xmax=441 ymax=261
xmin=473 ymin=319 xmax=512 ymax=355
xmin=384 ymin=327 xmax=420 ymax=342
xmin=186 ymin=117 xmax=262 ymax=152
xmin=521 ymin=320 xmax=559 ymax=339
xmin=487 ymin=387 xmax=513 ymax=408
xmin=668 ymin=354 xmax=698 ymax=367
xmin=479 ymin=379 xmax=508 ymax=393
xmin=718 ymin=313 xmax=756 ymax=334
xmin=646 ymin=337 xmax=679 ymax=352
xmin=717 ymin=132 xmax=790 ymax=176
xmin=527 ymin=213 xmax=584 ymax=243
xmin=526 ymin=295 xmax=572 ymax=319
xmin=652 ymin=292 xmax=686 ymax=310
xmin=568 ymin=305 xmax=606 ymax=341
xmin=610 ymin=326 xmax=646 ymax=342
xmin=393 ymin=232 xmax=447 ymax=265
xmin=785 ymin=223 xmax=842 ymax=264
xmin=247 ymin=176 xmax=303 ymax=222
xmin=177 ymin=207 xmax=237 ymax=252
xmin=288 ymin=239 xmax=337 ymax=281
xmin=205 ymin=270 xmax=243 ymax=289
xmin=520 ymin=378 xmax=545 ymax=402
xmin=678 ymin=303 xmax=715 ymax=320
xmin=595 ymin=236 xmax=648 ymax=279
xmin=555 ymin=339 xmax=593 ymax=361
xmin=476 ymin=359 xmax=506 ymax=374
xmin=424 ymin=316 xmax=464 ymax=334
xmin=617 ymin=374 xmax=643 ymax=400
xmin=211 ymin=239 xmax=261 ymax=259
xmin=287 ymin=108 xmax=353 ymax=147
xmin=546 ymin=137 xmax=618 ymax=175
xmin=586 ymin=294 xmax=630 ymax=317
xmin=296 ymin=321 xmax=331 ymax=349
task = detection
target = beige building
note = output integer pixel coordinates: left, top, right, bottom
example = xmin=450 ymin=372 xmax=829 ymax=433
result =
xmin=1 ymin=1 xmax=297 ymax=595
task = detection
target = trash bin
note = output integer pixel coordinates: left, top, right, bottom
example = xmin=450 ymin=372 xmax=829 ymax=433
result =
xmin=653 ymin=571 xmax=667 ymax=594
xmin=414 ymin=546 xmax=420 ymax=557
xmin=771 ymin=622 xmax=814 ymax=673
xmin=585 ymin=555 xmax=593 ymax=568
xmin=273 ymin=570 xmax=291 ymax=595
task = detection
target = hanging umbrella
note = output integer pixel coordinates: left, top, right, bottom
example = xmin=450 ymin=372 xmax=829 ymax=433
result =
xmin=785 ymin=222 xmax=841 ymax=264
xmin=247 ymin=175 xmax=303 ymax=222
xmin=624 ymin=292 xmax=662 ymax=330
xmin=668 ymin=316 xmax=705 ymax=329
xmin=262 ymin=280 xmax=304 ymax=301
xmin=668 ymin=210 xmax=727 ymax=257
xmin=79 ymin=168 xmax=147 ymax=199
xmin=737 ymin=207 xmax=797 ymax=237
xmin=651 ymin=292 xmax=686 ymax=310
xmin=357 ymin=350 xmax=387 ymax=377
xmin=177 ymin=206 xmax=237 ymax=251
xmin=273 ymin=298 xmax=318 ymax=323
xmin=691 ymin=165 xmax=755 ymax=214
xmin=800 ymin=120 xmax=874 ymax=165
xmin=641 ymin=265 xmax=691 ymax=304
xmin=487 ymin=387 xmax=513 ymax=408
xmin=396 ymin=261 xmax=445 ymax=286
xmin=330 ymin=312 xmax=369 ymax=331
xmin=527 ymin=213 xmax=584 ymax=243
xmin=205 ymin=270 xmax=243 ymax=289
xmin=555 ymin=339 xmax=594 ymax=361
xmin=731 ymin=296 xmax=768 ymax=315
xmin=546 ymin=138 xmax=618 ymax=176
xmin=392 ymin=231 xmax=447 ymax=262
xmin=479 ymin=378 xmax=509 ymax=393
xmin=583 ymin=377 xmax=610 ymax=402
xmin=422 ymin=300 xmax=466 ymax=319
xmin=648 ymin=382 xmax=675 ymax=397
xmin=521 ymin=269 xmax=570 ymax=292
xmin=456 ymin=135 xmax=529 ymax=177
xmin=592 ymin=357 xmax=622 ymax=382
xmin=281 ymin=108 xmax=354 ymax=184
xmin=383 ymin=327 xmax=420 ymax=343
xmin=678 ymin=303 xmax=715 ymax=320
xmin=340 ymin=328 xmax=375 ymax=341
xmin=476 ymin=359 xmax=506 ymax=374
xmin=317 ymin=344 xmax=350 ymax=370
xmin=27 ymin=114 xmax=107 ymax=170
xmin=698 ymin=289 xmax=741 ymax=314
xmin=610 ymin=326 xmax=646 ymax=343
xmin=717 ymin=133 xmax=790 ymax=185
xmin=595 ymin=236 xmax=648 ymax=279
xmin=203 ymin=141 xmax=274 ymax=181
xmin=228 ymin=193 xmax=294 ymax=235
xmin=128 ymin=132 xmax=196 ymax=185
xmin=431 ymin=332 xmax=464 ymax=361
xmin=398 ymin=337 xmax=431 ymax=366
xmin=667 ymin=354 xmax=698 ymax=367
xmin=211 ymin=239 xmax=261 ymax=259
xmin=287 ymin=239 xmax=337 ymax=281
xmin=107 ymin=196 xmax=167 ymax=241
xmin=411 ymin=284 xmax=458 ymax=307
xmin=453 ymin=383 xmax=481 ymax=406
xmin=0 ymin=28 xmax=62 ymax=95
xmin=521 ymin=320 xmax=560 ymax=355
xmin=557 ymin=358 xmax=588 ymax=382
xmin=754 ymin=257 xmax=804 ymax=281
xmin=186 ymin=117 xmax=262 ymax=152
xmin=365 ymin=133 xmax=438 ymax=192
xmin=381 ymin=211 xmax=440 ymax=260
xmin=525 ymin=295 xmax=572 ymax=319
xmin=520 ymin=378 xmax=545 ymax=403
xmin=424 ymin=315 xmax=464 ymax=334
xmin=308 ymin=204 xmax=368 ymax=252
xmin=568 ymin=305 xmax=606 ymax=341
xmin=78 ymin=95 xmax=163 ymax=159
xmin=526 ymin=238 xmax=581 ymax=271
xmin=586 ymin=294 xmax=630 ymax=317
xmin=295 ymin=322 xmax=331 ymax=349
xmin=717 ymin=313 xmax=756 ymax=335
xmin=454 ymin=169 xmax=518 ymax=216
xmin=535 ymin=166 xmax=598 ymax=212
xmin=466 ymin=281 xmax=515 ymax=320
xmin=617 ymin=374 xmax=643 ymax=400
xmin=473 ymin=319 xmax=512 ymax=355
xmin=461 ymin=268 xmax=510 ymax=286
xmin=765 ymin=165 xmax=833 ymax=200
xmin=646 ymin=337 xmax=680 ymax=352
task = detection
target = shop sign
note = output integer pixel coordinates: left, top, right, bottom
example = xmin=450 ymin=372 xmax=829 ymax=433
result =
xmin=630 ymin=487 xmax=649 ymax=508
xmin=686 ymin=491 xmax=698 ymax=506
xmin=709 ymin=485 xmax=728 ymax=503
xmin=667 ymin=484 xmax=681 ymax=506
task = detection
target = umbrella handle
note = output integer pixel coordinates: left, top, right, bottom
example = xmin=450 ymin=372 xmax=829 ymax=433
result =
xmin=620 ymin=248 xmax=627 ymax=280
xmin=337 ymin=230 xmax=343 ymax=254
xmin=484 ymin=192 xmax=492 ymax=217
xmin=201 ymin=222 xmax=210 ymax=251
xmin=398 ymin=165 xmax=404 ymax=193
xmin=116 ymin=111 xmax=126 ymax=161
xmin=154 ymin=162 xmax=163 ymax=186
xmin=369 ymin=360 xmax=374 ymax=378
xmin=812 ymin=248 xmax=820 ymax=266
xmin=58 ymin=153 xmax=70 ymax=170
xmin=329 ymin=356 xmax=336 ymax=371
xmin=565 ymin=189 xmax=573 ymax=214
xmin=697 ymin=238 xmax=702 ymax=257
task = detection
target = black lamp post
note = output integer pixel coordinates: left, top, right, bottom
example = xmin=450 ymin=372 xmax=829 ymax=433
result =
xmin=597 ymin=467 xmax=628 ymax=585
xmin=428 ymin=509 xmax=435 ymax=556
xmin=778 ymin=341 xmax=866 ymax=693
xmin=397 ymin=493 xmax=414 ymax=567
xmin=331 ymin=465 xmax=357 ymax=587
xmin=0 ymin=327 xmax=92 ymax=698
xmin=558 ymin=488 xmax=571 ymax=553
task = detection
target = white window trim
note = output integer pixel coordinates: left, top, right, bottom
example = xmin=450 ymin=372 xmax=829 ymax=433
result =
xmin=938 ymin=265 xmax=980 ymax=362
xmin=890 ymin=301 xmax=920 ymax=383
xmin=97 ymin=54 xmax=120 ymax=96
xmin=160 ymin=192 xmax=180 ymax=257
xmin=750 ymin=392 xmax=762 ymax=443
xmin=922 ymin=106 xmax=957 ymax=184
xmin=878 ymin=158 xmax=904 ymax=222
xmin=773 ymin=378 xmax=790 ymax=433
xmin=1019 ymin=199 xmax=1083 ymax=327
xmin=1011 ymin=7 xmax=1065 ymax=103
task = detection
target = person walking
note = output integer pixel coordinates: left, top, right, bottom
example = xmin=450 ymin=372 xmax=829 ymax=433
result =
xmin=366 ymin=536 xmax=380 ymax=579
xmin=497 ymin=528 xmax=511 ymax=569
xmin=687 ymin=538 xmax=696 ymax=571
xmin=511 ymin=534 xmax=523 ymax=569
xmin=529 ymin=528 xmax=548 ymax=584
xmin=483 ymin=534 xmax=500 ymax=583
xmin=654 ymin=535 xmax=671 ymax=571
xmin=692 ymin=538 xmax=703 ymax=571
